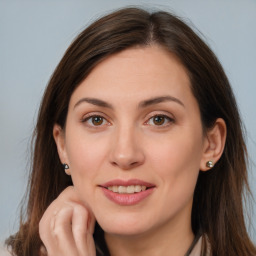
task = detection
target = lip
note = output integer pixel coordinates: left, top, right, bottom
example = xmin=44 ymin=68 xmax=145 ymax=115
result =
xmin=100 ymin=179 xmax=155 ymax=188
xmin=99 ymin=179 xmax=156 ymax=206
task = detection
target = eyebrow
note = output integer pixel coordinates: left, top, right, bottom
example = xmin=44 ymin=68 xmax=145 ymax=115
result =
xmin=138 ymin=95 xmax=185 ymax=108
xmin=73 ymin=95 xmax=184 ymax=110
xmin=74 ymin=98 xmax=113 ymax=109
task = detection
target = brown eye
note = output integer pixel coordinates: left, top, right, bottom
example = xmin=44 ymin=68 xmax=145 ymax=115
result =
xmin=91 ymin=116 xmax=104 ymax=126
xmin=147 ymin=115 xmax=174 ymax=126
xmin=153 ymin=116 xmax=165 ymax=125
xmin=82 ymin=115 xmax=108 ymax=127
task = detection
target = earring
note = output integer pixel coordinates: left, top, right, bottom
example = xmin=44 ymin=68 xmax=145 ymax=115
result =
xmin=63 ymin=163 xmax=70 ymax=175
xmin=206 ymin=160 xmax=214 ymax=168
xmin=63 ymin=163 xmax=69 ymax=169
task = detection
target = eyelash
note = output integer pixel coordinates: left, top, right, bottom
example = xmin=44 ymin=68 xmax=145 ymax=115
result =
xmin=81 ymin=114 xmax=109 ymax=127
xmin=81 ymin=114 xmax=174 ymax=128
xmin=146 ymin=114 xmax=174 ymax=127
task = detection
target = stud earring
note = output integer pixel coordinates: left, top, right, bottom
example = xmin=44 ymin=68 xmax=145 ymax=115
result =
xmin=63 ymin=163 xmax=69 ymax=169
xmin=206 ymin=160 xmax=214 ymax=168
xmin=63 ymin=163 xmax=70 ymax=175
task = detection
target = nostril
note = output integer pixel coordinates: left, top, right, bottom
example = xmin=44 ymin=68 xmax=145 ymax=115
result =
xmin=110 ymin=160 xmax=141 ymax=170
xmin=109 ymin=144 xmax=145 ymax=170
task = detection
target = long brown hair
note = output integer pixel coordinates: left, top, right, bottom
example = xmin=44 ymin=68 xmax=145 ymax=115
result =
xmin=6 ymin=7 xmax=255 ymax=256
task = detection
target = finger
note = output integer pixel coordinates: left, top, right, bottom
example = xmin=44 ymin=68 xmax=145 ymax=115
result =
xmin=39 ymin=187 xmax=76 ymax=253
xmin=39 ymin=207 xmax=56 ymax=255
xmin=39 ymin=198 xmax=62 ymax=254
xmin=39 ymin=186 xmax=96 ymax=256
xmin=40 ymin=204 xmax=78 ymax=256
xmin=72 ymin=204 xmax=96 ymax=256
xmin=58 ymin=186 xmax=81 ymax=203
xmin=50 ymin=205 xmax=78 ymax=256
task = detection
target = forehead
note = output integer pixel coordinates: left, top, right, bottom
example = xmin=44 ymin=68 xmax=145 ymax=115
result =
xmin=69 ymin=45 xmax=194 ymax=107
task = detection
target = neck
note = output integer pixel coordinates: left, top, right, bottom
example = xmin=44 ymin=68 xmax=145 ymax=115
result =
xmin=104 ymin=207 xmax=194 ymax=256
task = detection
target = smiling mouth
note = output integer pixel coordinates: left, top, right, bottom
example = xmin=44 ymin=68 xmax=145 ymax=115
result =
xmin=100 ymin=179 xmax=155 ymax=205
xmin=106 ymin=185 xmax=147 ymax=194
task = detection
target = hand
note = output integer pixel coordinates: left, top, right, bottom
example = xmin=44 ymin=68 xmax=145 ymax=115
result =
xmin=39 ymin=186 xmax=96 ymax=256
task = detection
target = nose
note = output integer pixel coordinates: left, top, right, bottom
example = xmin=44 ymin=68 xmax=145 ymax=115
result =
xmin=109 ymin=126 xmax=145 ymax=170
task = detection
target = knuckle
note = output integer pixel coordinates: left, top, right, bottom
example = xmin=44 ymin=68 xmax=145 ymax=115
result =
xmin=74 ymin=204 xmax=88 ymax=215
xmin=39 ymin=219 xmax=47 ymax=239
xmin=59 ymin=186 xmax=74 ymax=198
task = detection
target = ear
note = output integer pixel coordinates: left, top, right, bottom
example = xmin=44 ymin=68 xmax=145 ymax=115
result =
xmin=53 ymin=124 xmax=70 ymax=175
xmin=200 ymin=118 xmax=227 ymax=171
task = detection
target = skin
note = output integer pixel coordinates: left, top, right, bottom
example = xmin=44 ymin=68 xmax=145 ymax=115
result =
xmin=39 ymin=45 xmax=226 ymax=256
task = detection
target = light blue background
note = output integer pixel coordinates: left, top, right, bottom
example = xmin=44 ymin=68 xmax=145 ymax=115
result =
xmin=1 ymin=0 xmax=255 ymax=246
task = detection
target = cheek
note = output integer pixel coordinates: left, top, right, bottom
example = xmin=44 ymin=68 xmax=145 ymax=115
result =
xmin=150 ymin=130 xmax=202 ymax=164
xmin=65 ymin=131 xmax=109 ymax=191
xmin=145 ymin=132 xmax=203 ymax=216
xmin=70 ymin=145 xmax=98 ymax=168
xmin=147 ymin=129 xmax=203 ymax=187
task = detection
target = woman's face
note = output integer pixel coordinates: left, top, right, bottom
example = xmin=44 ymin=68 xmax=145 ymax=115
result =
xmin=54 ymin=45 xmax=211 ymax=237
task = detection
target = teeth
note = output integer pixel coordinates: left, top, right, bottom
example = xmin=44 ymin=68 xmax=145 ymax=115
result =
xmin=127 ymin=185 xmax=135 ymax=194
xmin=118 ymin=186 xmax=126 ymax=193
xmin=107 ymin=185 xmax=147 ymax=194
xmin=135 ymin=185 xmax=142 ymax=192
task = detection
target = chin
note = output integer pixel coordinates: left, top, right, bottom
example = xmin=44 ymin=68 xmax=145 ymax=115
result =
xmin=97 ymin=213 xmax=152 ymax=236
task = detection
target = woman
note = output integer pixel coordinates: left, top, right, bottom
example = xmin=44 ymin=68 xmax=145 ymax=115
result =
xmin=6 ymin=7 xmax=256 ymax=256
